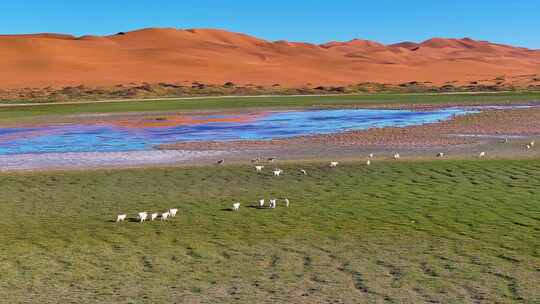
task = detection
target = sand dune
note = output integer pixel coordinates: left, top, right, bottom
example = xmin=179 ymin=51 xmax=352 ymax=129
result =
xmin=0 ymin=28 xmax=539 ymax=88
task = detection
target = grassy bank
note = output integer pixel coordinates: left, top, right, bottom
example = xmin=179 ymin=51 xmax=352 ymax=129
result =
xmin=1 ymin=159 xmax=539 ymax=303
xmin=1 ymin=91 xmax=540 ymax=122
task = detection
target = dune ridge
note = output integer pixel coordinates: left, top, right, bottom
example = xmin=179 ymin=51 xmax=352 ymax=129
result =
xmin=0 ymin=27 xmax=539 ymax=89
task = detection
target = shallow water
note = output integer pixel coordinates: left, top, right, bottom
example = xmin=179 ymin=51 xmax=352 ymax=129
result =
xmin=0 ymin=108 xmax=474 ymax=155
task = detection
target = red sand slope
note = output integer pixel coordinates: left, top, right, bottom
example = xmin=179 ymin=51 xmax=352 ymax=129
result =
xmin=0 ymin=28 xmax=539 ymax=88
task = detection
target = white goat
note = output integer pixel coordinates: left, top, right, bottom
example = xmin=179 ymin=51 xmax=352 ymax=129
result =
xmin=255 ymin=165 xmax=264 ymax=173
xmin=436 ymin=152 xmax=445 ymax=158
xmin=329 ymin=161 xmax=339 ymax=168
xmin=368 ymin=153 xmax=374 ymax=159
xmin=259 ymin=199 xmax=265 ymax=208
xmin=366 ymin=160 xmax=371 ymax=166
xmin=393 ymin=153 xmax=400 ymax=160
xmin=273 ymin=169 xmax=283 ymax=176
xmin=232 ymin=202 xmax=241 ymax=211
xmin=530 ymin=140 xmax=535 ymax=147
xmin=138 ymin=212 xmax=148 ymax=223
xmin=479 ymin=151 xmax=486 ymax=158
xmin=526 ymin=144 xmax=531 ymax=150
xmin=151 ymin=213 xmax=159 ymax=221
xmin=284 ymin=198 xmax=290 ymax=208
xmin=116 ymin=214 xmax=127 ymax=222
xmin=269 ymin=199 xmax=277 ymax=209
xmin=299 ymin=169 xmax=308 ymax=176
xmin=161 ymin=212 xmax=170 ymax=221
xmin=169 ymin=208 xmax=178 ymax=217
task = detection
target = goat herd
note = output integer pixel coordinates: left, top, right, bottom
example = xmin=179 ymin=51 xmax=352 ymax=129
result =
xmin=116 ymin=208 xmax=178 ymax=223
xmin=116 ymin=138 xmax=536 ymax=222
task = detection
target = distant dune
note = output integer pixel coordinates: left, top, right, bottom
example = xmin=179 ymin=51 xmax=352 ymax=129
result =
xmin=0 ymin=28 xmax=539 ymax=88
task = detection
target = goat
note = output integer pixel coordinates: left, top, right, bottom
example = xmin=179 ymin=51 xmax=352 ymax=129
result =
xmin=116 ymin=214 xmax=127 ymax=222
xmin=436 ymin=152 xmax=445 ymax=158
xmin=255 ymin=165 xmax=264 ymax=173
xmin=393 ymin=153 xmax=400 ymax=160
xmin=269 ymin=199 xmax=277 ymax=209
xmin=259 ymin=199 xmax=265 ymax=208
xmin=526 ymin=144 xmax=531 ymax=150
xmin=161 ymin=212 xmax=170 ymax=221
xmin=299 ymin=169 xmax=308 ymax=176
xmin=232 ymin=202 xmax=240 ymax=211
xmin=273 ymin=169 xmax=282 ymax=176
xmin=479 ymin=151 xmax=486 ymax=158
xmin=366 ymin=160 xmax=371 ymax=166
xmin=284 ymin=198 xmax=290 ymax=208
xmin=169 ymin=208 xmax=178 ymax=217
xmin=368 ymin=153 xmax=374 ymax=159
xmin=217 ymin=159 xmax=224 ymax=165
xmin=329 ymin=161 xmax=339 ymax=168
xmin=151 ymin=213 xmax=159 ymax=221
xmin=138 ymin=212 xmax=148 ymax=223
xmin=530 ymin=140 xmax=535 ymax=147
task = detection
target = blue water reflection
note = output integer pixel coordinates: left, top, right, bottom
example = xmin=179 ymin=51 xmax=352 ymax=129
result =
xmin=0 ymin=108 xmax=474 ymax=155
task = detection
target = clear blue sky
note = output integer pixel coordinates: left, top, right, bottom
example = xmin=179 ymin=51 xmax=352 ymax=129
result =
xmin=2 ymin=0 xmax=539 ymax=48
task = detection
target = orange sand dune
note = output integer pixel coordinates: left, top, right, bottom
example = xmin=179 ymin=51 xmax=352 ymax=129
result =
xmin=0 ymin=28 xmax=539 ymax=89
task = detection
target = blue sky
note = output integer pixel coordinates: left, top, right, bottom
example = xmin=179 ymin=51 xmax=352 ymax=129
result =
xmin=1 ymin=1 xmax=539 ymax=48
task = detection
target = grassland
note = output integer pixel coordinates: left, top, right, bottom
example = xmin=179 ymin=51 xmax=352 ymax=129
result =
xmin=1 ymin=159 xmax=539 ymax=303
xmin=1 ymin=91 xmax=540 ymax=122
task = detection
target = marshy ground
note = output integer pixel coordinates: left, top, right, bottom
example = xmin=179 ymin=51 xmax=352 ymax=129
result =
xmin=1 ymin=160 xmax=539 ymax=303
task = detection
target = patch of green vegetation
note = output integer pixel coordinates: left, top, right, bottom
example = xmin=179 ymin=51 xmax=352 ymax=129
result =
xmin=1 ymin=159 xmax=539 ymax=302
xmin=1 ymin=91 xmax=540 ymax=122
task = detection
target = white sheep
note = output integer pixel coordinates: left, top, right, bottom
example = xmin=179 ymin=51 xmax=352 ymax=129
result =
xmin=273 ymin=169 xmax=282 ymax=176
xmin=161 ymin=212 xmax=170 ymax=221
xmin=479 ymin=151 xmax=486 ymax=158
xmin=151 ymin=213 xmax=159 ymax=221
xmin=255 ymin=165 xmax=264 ymax=173
xmin=329 ymin=161 xmax=339 ymax=168
xmin=299 ymin=169 xmax=308 ymax=176
xmin=138 ymin=212 xmax=148 ymax=223
xmin=393 ymin=153 xmax=400 ymax=160
xmin=284 ymin=198 xmax=290 ymax=207
xmin=269 ymin=199 xmax=277 ymax=208
xmin=259 ymin=199 xmax=265 ymax=208
xmin=232 ymin=202 xmax=241 ymax=211
xmin=169 ymin=208 xmax=178 ymax=217
xmin=116 ymin=214 xmax=127 ymax=222
xmin=366 ymin=160 xmax=371 ymax=166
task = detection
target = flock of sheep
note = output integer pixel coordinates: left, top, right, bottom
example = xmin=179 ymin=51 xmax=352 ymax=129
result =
xmin=116 ymin=138 xmax=535 ymax=219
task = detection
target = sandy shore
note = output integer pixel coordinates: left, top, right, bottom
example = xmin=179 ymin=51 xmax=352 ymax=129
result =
xmin=0 ymin=150 xmax=229 ymax=171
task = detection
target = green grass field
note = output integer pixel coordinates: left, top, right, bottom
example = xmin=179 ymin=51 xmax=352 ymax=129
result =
xmin=1 ymin=159 xmax=539 ymax=303
xmin=1 ymin=91 xmax=540 ymax=122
